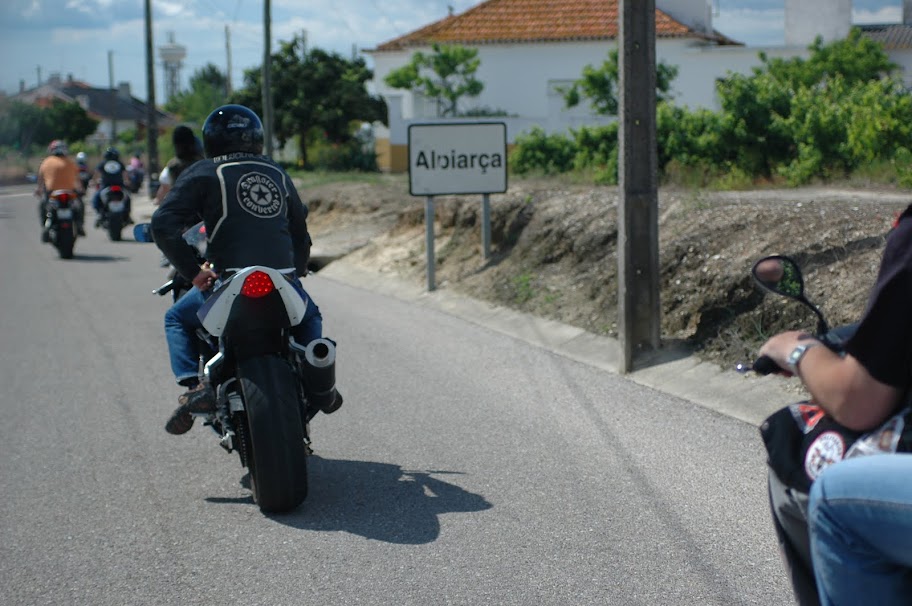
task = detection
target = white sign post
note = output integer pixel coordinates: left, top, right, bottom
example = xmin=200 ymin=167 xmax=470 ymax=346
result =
xmin=408 ymin=122 xmax=508 ymax=291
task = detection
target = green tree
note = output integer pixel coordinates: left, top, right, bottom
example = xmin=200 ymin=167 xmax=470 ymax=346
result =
xmin=232 ymin=35 xmax=387 ymax=166
xmin=0 ymin=99 xmax=97 ymax=151
xmin=165 ymin=63 xmax=229 ymax=124
xmin=384 ymin=43 xmax=484 ymax=117
xmin=563 ymin=48 xmax=679 ymax=115
xmin=716 ymin=27 xmax=898 ymax=179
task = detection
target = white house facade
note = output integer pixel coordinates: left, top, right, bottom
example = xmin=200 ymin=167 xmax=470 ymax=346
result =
xmin=367 ymin=0 xmax=912 ymax=173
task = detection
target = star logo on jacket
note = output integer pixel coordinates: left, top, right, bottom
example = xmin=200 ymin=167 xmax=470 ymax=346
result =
xmin=237 ymin=172 xmax=283 ymax=218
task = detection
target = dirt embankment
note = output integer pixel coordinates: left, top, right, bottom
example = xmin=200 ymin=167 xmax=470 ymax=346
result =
xmin=304 ymin=177 xmax=912 ymax=368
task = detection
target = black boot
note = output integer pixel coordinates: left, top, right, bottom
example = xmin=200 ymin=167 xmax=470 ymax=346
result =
xmin=164 ymin=383 xmax=217 ymax=435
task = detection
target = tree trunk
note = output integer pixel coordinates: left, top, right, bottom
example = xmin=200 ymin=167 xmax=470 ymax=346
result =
xmin=297 ymin=135 xmax=308 ymax=168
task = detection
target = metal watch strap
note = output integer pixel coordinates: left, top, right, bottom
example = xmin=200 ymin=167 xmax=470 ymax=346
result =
xmin=787 ymin=342 xmax=818 ymax=374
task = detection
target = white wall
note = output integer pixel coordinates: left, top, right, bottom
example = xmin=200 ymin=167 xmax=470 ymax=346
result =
xmin=373 ymin=39 xmax=734 ymax=123
xmin=785 ymin=0 xmax=851 ymax=46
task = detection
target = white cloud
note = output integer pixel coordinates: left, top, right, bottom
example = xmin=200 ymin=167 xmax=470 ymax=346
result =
xmin=853 ymin=6 xmax=902 ymax=23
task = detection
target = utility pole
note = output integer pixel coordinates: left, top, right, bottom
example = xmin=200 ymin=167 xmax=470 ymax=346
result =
xmin=144 ymin=0 xmax=159 ymax=193
xmin=262 ymin=0 xmax=274 ymax=156
xmin=108 ymin=50 xmax=117 ymax=142
xmin=617 ymin=0 xmax=660 ymax=373
xmin=225 ymin=24 xmax=233 ymax=95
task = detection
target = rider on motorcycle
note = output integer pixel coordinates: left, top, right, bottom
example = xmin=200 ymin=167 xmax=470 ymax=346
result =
xmin=758 ymin=203 xmax=912 ymax=605
xmin=36 ymin=140 xmax=86 ymax=237
xmin=154 ymin=125 xmax=204 ymax=206
xmin=75 ymin=151 xmax=92 ymax=197
xmin=92 ymin=147 xmax=133 ymax=225
xmin=150 ymin=104 xmax=342 ymax=435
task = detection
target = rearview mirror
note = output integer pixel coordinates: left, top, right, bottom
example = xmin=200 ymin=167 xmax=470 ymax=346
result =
xmin=133 ymin=223 xmax=153 ymax=243
xmin=751 ymin=254 xmax=829 ymax=334
xmin=751 ymin=255 xmax=804 ymax=299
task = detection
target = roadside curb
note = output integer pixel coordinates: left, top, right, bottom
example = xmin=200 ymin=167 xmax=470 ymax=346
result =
xmin=318 ymin=258 xmax=799 ymax=427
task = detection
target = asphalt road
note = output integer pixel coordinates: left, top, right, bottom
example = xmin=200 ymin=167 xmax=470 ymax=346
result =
xmin=0 ymin=185 xmax=794 ymax=605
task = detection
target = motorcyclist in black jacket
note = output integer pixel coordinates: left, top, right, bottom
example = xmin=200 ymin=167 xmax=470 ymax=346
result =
xmin=151 ymin=104 xmax=341 ymax=435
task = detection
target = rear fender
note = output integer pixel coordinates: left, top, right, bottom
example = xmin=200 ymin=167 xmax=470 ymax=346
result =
xmin=198 ymin=266 xmax=308 ymax=337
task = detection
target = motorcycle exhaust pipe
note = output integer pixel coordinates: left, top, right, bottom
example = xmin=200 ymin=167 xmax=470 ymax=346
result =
xmin=301 ymin=338 xmax=337 ymax=411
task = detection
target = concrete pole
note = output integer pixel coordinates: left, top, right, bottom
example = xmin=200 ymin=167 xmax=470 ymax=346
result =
xmin=262 ymin=0 xmax=274 ymax=156
xmin=144 ymin=0 xmax=159 ymax=191
xmin=108 ymin=51 xmax=117 ymax=141
xmin=617 ymin=0 xmax=660 ymax=373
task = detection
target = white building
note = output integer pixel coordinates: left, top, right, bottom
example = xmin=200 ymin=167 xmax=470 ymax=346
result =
xmin=366 ymin=0 xmax=912 ymax=173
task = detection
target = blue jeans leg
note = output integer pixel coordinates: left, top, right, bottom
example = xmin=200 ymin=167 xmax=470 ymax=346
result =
xmin=164 ymin=287 xmax=207 ymax=385
xmin=290 ymin=280 xmax=323 ymax=344
xmin=808 ymin=454 xmax=912 ymax=606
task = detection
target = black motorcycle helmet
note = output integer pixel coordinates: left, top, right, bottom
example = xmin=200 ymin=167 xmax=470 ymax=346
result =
xmin=202 ymin=104 xmax=264 ymax=158
xmin=104 ymin=146 xmax=120 ymax=161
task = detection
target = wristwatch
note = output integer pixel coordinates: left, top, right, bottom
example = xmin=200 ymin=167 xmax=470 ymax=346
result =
xmin=786 ymin=343 xmax=819 ymax=375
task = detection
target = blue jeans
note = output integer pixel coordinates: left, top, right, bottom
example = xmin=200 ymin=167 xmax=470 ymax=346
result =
xmin=808 ymin=454 xmax=912 ymax=606
xmin=164 ymin=278 xmax=322 ymax=385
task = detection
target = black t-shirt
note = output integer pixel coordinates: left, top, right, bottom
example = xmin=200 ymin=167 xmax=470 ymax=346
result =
xmin=96 ymin=159 xmax=126 ymax=187
xmin=845 ymin=204 xmax=912 ymax=388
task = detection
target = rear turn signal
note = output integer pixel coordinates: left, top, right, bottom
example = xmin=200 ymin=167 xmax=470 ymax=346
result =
xmin=240 ymin=270 xmax=275 ymax=298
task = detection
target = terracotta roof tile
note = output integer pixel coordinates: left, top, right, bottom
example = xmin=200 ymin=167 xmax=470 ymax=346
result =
xmin=371 ymin=0 xmax=738 ymax=51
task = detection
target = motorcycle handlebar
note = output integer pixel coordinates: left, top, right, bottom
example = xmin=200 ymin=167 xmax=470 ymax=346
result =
xmin=752 ymin=355 xmax=781 ymax=375
xmin=154 ymin=280 xmax=175 ymax=296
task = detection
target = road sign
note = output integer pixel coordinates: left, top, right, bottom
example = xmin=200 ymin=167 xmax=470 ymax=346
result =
xmin=408 ymin=123 xmax=507 ymax=196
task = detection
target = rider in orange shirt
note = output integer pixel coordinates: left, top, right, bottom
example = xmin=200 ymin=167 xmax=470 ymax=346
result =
xmin=36 ymin=140 xmax=86 ymax=237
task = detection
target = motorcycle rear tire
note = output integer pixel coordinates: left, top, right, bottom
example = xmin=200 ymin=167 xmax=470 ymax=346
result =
xmin=237 ymin=354 xmax=308 ymax=513
xmin=107 ymin=214 xmax=123 ymax=241
xmin=56 ymin=228 xmax=75 ymax=259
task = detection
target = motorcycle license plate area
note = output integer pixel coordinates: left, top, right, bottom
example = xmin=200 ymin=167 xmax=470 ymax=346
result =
xmin=56 ymin=209 xmax=73 ymax=219
xmin=108 ymin=202 xmax=125 ymax=212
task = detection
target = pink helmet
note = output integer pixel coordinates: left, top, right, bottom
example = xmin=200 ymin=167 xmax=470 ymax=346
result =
xmin=48 ymin=140 xmax=69 ymax=156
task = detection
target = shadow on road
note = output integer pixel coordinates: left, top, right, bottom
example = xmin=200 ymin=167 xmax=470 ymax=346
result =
xmin=69 ymin=253 xmax=130 ymax=262
xmin=209 ymin=456 xmax=493 ymax=544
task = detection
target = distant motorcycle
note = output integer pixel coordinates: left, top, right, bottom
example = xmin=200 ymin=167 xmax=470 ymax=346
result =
xmin=126 ymin=165 xmax=144 ymax=194
xmin=95 ymin=185 xmax=130 ymax=241
xmin=135 ymin=222 xmax=339 ymax=513
xmin=41 ymin=189 xmax=80 ymax=259
xmin=77 ymin=164 xmax=91 ymax=192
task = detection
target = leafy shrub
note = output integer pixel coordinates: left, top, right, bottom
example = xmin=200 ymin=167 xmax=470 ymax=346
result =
xmin=509 ymin=127 xmax=575 ymax=175
xmin=310 ymin=138 xmax=378 ymax=172
xmin=572 ymin=124 xmax=618 ymax=184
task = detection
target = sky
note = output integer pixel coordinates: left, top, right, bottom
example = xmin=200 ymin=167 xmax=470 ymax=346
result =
xmin=0 ymin=0 xmax=905 ymax=102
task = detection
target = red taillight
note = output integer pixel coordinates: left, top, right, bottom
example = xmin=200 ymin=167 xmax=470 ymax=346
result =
xmin=110 ymin=186 xmax=122 ymax=193
xmin=240 ymin=271 xmax=274 ymax=298
xmin=55 ymin=193 xmax=71 ymax=204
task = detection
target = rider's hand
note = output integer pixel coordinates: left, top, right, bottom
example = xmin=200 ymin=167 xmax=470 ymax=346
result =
xmin=758 ymin=330 xmax=817 ymax=375
xmin=192 ymin=264 xmax=218 ymax=291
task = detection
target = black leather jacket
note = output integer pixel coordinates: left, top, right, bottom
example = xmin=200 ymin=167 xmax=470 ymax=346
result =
xmin=151 ymin=152 xmax=311 ymax=282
